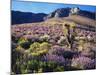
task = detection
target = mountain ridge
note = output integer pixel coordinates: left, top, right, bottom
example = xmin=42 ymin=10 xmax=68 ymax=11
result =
xmin=11 ymin=11 xmax=47 ymax=25
xmin=44 ymin=7 xmax=96 ymax=20
xmin=11 ymin=7 xmax=96 ymax=25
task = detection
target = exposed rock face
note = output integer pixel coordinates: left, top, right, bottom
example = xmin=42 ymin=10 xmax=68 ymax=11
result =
xmin=69 ymin=7 xmax=80 ymax=15
xmin=44 ymin=7 xmax=96 ymax=20
xmin=44 ymin=8 xmax=71 ymax=20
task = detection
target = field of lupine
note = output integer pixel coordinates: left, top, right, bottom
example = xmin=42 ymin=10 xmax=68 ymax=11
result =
xmin=11 ymin=22 xmax=96 ymax=74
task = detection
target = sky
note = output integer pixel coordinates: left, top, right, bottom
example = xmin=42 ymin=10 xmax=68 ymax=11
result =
xmin=12 ymin=0 xmax=96 ymax=14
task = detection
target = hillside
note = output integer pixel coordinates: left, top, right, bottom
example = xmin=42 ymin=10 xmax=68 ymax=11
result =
xmin=11 ymin=7 xmax=96 ymax=25
xmin=11 ymin=7 xmax=96 ymax=74
xmin=44 ymin=7 xmax=96 ymax=20
xmin=11 ymin=11 xmax=47 ymax=25
xmin=44 ymin=15 xmax=96 ymax=28
xmin=12 ymin=18 xmax=96 ymax=74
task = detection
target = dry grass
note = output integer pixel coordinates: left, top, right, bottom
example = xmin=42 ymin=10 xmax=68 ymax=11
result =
xmin=64 ymin=15 xmax=96 ymax=27
xmin=12 ymin=15 xmax=96 ymax=28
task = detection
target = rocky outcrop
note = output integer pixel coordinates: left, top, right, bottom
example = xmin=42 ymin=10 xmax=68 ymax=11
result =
xmin=44 ymin=8 xmax=71 ymax=20
xmin=44 ymin=7 xmax=96 ymax=20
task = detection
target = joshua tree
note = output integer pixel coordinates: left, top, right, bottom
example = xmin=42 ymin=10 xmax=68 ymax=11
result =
xmin=63 ymin=22 xmax=76 ymax=49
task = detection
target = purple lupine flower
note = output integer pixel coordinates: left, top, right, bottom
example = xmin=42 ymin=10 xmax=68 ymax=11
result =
xmin=51 ymin=45 xmax=66 ymax=55
xmin=43 ymin=54 xmax=66 ymax=65
xmin=71 ymin=56 xmax=96 ymax=69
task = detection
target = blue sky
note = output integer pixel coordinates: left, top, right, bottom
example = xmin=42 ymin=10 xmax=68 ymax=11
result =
xmin=12 ymin=0 xmax=96 ymax=14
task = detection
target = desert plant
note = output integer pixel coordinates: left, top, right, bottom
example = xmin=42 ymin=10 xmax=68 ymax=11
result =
xmin=71 ymin=56 xmax=95 ymax=69
xmin=29 ymin=42 xmax=50 ymax=56
xmin=18 ymin=37 xmax=30 ymax=49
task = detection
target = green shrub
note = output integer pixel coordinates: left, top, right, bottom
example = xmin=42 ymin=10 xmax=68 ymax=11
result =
xmin=40 ymin=34 xmax=50 ymax=42
xmin=29 ymin=42 xmax=50 ymax=56
xmin=29 ymin=42 xmax=40 ymax=52
xmin=28 ymin=60 xmax=39 ymax=70
xmin=18 ymin=37 xmax=30 ymax=49
xmin=16 ymin=45 xmax=24 ymax=51
xmin=40 ymin=42 xmax=51 ymax=50
xmin=54 ymin=66 xmax=64 ymax=71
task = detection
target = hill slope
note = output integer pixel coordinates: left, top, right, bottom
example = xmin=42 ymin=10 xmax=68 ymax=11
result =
xmin=11 ymin=11 xmax=47 ymax=25
xmin=11 ymin=7 xmax=96 ymax=25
